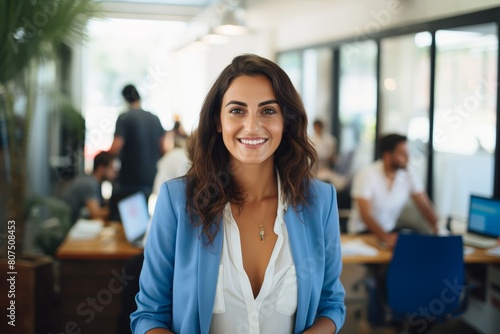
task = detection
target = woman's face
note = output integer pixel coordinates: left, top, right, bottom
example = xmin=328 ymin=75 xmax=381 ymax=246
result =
xmin=218 ymin=75 xmax=284 ymax=167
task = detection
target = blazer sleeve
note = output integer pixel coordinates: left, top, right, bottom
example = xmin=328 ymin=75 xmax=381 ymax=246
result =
xmin=130 ymin=182 xmax=177 ymax=333
xmin=316 ymin=184 xmax=346 ymax=333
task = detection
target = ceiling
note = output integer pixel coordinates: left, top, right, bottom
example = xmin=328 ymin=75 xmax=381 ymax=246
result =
xmin=96 ymin=0 xmax=214 ymax=4
xmin=94 ymin=0 xmax=295 ymax=21
xmin=95 ymin=0 xmax=217 ymax=20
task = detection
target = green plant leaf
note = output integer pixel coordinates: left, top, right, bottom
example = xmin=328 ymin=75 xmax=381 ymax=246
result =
xmin=0 ymin=0 xmax=99 ymax=83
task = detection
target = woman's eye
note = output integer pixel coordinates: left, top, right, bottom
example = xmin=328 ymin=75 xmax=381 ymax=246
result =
xmin=262 ymin=108 xmax=276 ymax=115
xmin=230 ymin=108 xmax=244 ymax=114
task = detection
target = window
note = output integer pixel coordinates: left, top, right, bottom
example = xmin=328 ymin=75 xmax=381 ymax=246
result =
xmin=302 ymin=48 xmax=334 ymax=133
xmin=338 ymin=40 xmax=377 ymax=176
xmin=433 ymin=23 xmax=498 ymax=218
xmin=277 ymin=51 xmax=303 ymax=94
xmin=379 ymin=32 xmax=431 ymax=183
xmin=275 ymin=10 xmax=500 ymax=210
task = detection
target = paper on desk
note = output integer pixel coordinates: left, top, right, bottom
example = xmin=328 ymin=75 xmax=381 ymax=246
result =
xmin=464 ymin=246 xmax=475 ymax=255
xmin=68 ymin=219 xmax=104 ymax=239
xmin=341 ymin=239 xmax=379 ymax=257
xmin=486 ymin=246 xmax=500 ymax=256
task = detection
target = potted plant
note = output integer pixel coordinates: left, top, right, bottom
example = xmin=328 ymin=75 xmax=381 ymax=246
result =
xmin=0 ymin=1 xmax=98 ymax=332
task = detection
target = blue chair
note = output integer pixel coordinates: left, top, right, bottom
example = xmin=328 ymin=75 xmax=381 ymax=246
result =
xmin=386 ymin=234 xmax=468 ymax=333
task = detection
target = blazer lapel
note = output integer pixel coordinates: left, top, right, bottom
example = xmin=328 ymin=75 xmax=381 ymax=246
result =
xmin=285 ymin=204 xmax=312 ymax=332
xmin=197 ymin=223 xmax=223 ymax=334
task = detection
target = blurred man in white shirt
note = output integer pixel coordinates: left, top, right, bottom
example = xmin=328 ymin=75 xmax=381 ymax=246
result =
xmin=348 ymin=133 xmax=438 ymax=247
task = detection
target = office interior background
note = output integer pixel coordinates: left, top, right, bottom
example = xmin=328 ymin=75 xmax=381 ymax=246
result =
xmin=1 ymin=0 xmax=500 ymax=333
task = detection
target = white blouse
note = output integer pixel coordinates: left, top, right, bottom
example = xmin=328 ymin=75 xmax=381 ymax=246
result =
xmin=209 ymin=178 xmax=297 ymax=334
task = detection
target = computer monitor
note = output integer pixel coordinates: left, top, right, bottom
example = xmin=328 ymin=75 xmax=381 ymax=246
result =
xmin=467 ymin=195 xmax=500 ymax=238
xmin=118 ymin=192 xmax=149 ymax=246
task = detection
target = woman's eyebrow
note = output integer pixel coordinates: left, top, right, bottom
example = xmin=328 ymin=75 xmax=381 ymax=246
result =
xmin=258 ymin=99 xmax=278 ymax=107
xmin=225 ymin=100 xmax=246 ymax=107
xmin=225 ymin=99 xmax=279 ymax=107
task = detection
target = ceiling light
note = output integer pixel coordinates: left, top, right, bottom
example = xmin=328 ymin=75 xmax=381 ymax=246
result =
xmin=214 ymin=10 xmax=247 ymax=36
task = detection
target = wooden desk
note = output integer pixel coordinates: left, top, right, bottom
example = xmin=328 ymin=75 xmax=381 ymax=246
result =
xmin=56 ymin=222 xmax=143 ymax=333
xmin=341 ymin=234 xmax=500 ymax=264
xmin=57 ymin=222 xmax=143 ymax=260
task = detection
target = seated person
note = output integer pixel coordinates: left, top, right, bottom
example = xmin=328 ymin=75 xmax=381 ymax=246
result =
xmin=62 ymin=151 xmax=117 ymax=224
xmin=348 ymin=133 xmax=438 ymax=247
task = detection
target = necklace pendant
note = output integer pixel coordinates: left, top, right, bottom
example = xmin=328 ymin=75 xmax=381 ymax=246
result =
xmin=259 ymin=224 xmax=265 ymax=242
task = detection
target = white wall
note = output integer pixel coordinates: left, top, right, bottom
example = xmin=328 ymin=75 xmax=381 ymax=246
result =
xmin=206 ymin=31 xmax=273 ymax=84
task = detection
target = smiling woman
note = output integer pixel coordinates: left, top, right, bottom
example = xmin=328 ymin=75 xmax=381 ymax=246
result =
xmin=218 ymin=75 xmax=284 ymax=166
xmin=130 ymin=54 xmax=346 ymax=334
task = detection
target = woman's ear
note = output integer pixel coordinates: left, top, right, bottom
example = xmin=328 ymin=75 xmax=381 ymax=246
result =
xmin=216 ymin=123 xmax=222 ymax=133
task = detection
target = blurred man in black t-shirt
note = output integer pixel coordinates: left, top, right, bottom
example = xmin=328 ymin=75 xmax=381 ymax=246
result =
xmin=108 ymin=84 xmax=166 ymax=220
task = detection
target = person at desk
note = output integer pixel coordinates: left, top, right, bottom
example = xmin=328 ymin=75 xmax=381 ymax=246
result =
xmin=348 ymin=133 xmax=438 ymax=247
xmin=131 ymin=54 xmax=346 ymax=334
xmin=62 ymin=151 xmax=116 ymax=225
xmin=108 ymin=84 xmax=166 ymax=219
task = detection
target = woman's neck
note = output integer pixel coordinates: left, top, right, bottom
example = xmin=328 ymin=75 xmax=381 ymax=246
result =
xmin=231 ymin=161 xmax=277 ymax=203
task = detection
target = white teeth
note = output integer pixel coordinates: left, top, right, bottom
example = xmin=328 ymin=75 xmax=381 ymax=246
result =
xmin=240 ymin=139 xmax=266 ymax=145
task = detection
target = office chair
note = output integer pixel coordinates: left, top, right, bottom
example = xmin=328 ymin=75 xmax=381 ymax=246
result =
xmin=386 ymin=234 xmax=468 ymax=333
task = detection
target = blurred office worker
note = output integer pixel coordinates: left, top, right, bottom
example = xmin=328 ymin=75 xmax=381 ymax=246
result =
xmin=311 ymin=119 xmax=337 ymax=170
xmin=62 ymin=151 xmax=116 ymax=224
xmin=348 ymin=134 xmax=438 ymax=247
xmin=108 ymin=84 xmax=166 ymax=203
xmin=152 ymin=133 xmax=190 ymax=196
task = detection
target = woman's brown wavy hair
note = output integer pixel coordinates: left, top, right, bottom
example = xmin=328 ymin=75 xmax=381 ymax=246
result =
xmin=186 ymin=54 xmax=317 ymax=244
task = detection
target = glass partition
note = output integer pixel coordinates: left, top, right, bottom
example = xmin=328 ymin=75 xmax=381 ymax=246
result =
xmin=379 ymin=32 xmax=431 ymax=183
xmin=302 ymin=48 xmax=334 ymax=133
xmin=338 ymin=40 xmax=377 ymax=177
xmin=277 ymin=51 xmax=303 ymax=94
xmin=433 ymin=23 xmax=498 ymax=219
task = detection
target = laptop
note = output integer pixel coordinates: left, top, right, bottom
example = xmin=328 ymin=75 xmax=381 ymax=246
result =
xmin=462 ymin=195 xmax=500 ymax=248
xmin=117 ymin=192 xmax=150 ymax=248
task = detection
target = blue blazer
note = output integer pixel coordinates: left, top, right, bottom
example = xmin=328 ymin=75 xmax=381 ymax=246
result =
xmin=131 ymin=178 xmax=346 ymax=334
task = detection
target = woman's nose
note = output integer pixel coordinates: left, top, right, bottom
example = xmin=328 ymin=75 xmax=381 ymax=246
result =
xmin=244 ymin=113 xmax=259 ymax=131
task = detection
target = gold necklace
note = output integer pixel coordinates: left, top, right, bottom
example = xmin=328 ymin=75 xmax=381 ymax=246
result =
xmin=258 ymin=203 xmax=272 ymax=242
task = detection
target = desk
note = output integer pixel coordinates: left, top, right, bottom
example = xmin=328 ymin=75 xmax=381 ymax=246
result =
xmin=341 ymin=234 xmax=500 ymax=264
xmin=57 ymin=222 xmax=142 ymax=260
xmin=56 ymin=222 xmax=143 ymax=333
